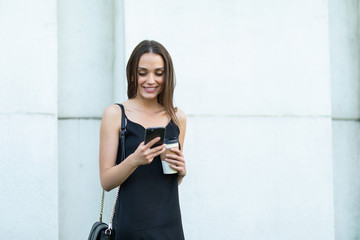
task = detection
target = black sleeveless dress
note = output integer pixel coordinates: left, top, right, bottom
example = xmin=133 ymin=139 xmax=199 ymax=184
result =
xmin=112 ymin=105 xmax=185 ymax=240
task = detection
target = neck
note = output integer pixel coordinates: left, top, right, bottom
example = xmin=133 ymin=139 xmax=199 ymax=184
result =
xmin=130 ymin=97 xmax=163 ymax=112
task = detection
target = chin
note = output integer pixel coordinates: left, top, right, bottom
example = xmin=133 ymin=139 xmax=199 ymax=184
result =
xmin=138 ymin=89 xmax=161 ymax=100
xmin=136 ymin=92 xmax=157 ymax=100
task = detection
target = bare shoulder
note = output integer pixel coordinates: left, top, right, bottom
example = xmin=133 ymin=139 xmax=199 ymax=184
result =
xmin=103 ymin=104 xmax=122 ymax=117
xmin=102 ymin=104 xmax=122 ymax=127
xmin=175 ymin=108 xmax=187 ymax=127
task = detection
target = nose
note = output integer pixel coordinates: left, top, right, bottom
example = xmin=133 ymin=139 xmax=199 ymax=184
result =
xmin=147 ymin=73 xmax=156 ymax=84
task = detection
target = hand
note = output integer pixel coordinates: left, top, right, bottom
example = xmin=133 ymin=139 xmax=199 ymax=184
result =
xmin=131 ymin=137 xmax=166 ymax=166
xmin=165 ymin=148 xmax=186 ymax=177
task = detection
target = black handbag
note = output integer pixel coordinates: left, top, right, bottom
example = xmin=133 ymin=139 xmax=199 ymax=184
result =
xmin=88 ymin=104 xmax=126 ymax=240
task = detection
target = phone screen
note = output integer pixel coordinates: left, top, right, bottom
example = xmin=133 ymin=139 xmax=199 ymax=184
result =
xmin=144 ymin=127 xmax=166 ymax=148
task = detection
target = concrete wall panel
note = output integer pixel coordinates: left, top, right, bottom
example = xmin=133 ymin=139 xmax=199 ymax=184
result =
xmin=58 ymin=0 xmax=114 ymax=117
xmin=329 ymin=0 xmax=360 ymax=239
xmin=332 ymin=121 xmax=360 ymax=240
xmin=0 ymin=1 xmax=58 ymax=239
xmin=0 ymin=114 xmax=58 ymax=239
xmin=57 ymin=1 xmax=115 ymax=238
xmin=58 ymin=119 xmax=117 ymax=240
xmin=123 ymin=0 xmax=331 ymax=116
xmin=0 ymin=0 xmax=57 ymax=113
xmin=180 ymin=116 xmax=334 ymax=239
xmin=329 ymin=0 xmax=360 ymax=119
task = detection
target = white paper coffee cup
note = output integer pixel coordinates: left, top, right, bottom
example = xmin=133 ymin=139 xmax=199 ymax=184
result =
xmin=160 ymin=141 xmax=178 ymax=174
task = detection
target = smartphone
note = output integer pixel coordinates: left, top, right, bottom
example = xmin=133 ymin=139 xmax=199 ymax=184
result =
xmin=144 ymin=127 xmax=166 ymax=148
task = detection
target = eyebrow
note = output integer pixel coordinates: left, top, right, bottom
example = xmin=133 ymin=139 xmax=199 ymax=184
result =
xmin=137 ymin=67 xmax=165 ymax=71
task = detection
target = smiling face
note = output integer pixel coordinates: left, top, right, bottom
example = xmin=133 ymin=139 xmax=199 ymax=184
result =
xmin=136 ymin=53 xmax=165 ymax=101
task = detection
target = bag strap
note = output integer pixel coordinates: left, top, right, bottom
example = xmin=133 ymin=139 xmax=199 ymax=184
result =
xmin=99 ymin=103 xmax=126 ymax=228
xmin=118 ymin=103 xmax=126 ymax=162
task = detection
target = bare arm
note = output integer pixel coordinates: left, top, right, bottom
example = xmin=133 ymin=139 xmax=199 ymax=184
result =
xmin=164 ymin=108 xmax=187 ymax=185
xmin=99 ymin=105 xmax=166 ymax=191
xmin=177 ymin=109 xmax=187 ymax=184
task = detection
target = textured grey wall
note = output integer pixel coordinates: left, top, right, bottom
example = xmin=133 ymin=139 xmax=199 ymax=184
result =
xmin=329 ymin=0 xmax=360 ymax=239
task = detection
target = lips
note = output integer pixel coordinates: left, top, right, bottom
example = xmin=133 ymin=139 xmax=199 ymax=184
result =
xmin=143 ymin=86 xmax=158 ymax=93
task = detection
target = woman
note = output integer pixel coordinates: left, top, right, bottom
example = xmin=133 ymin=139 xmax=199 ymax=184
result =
xmin=99 ymin=40 xmax=187 ymax=239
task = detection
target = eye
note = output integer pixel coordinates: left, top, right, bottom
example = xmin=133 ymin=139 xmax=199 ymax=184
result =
xmin=138 ymin=72 xmax=146 ymax=76
xmin=155 ymin=72 xmax=164 ymax=76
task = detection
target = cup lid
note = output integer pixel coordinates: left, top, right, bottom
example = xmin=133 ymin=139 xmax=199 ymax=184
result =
xmin=164 ymin=137 xmax=178 ymax=144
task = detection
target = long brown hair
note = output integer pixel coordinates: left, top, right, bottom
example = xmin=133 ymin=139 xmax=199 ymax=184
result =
xmin=126 ymin=40 xmax=179 ymax=126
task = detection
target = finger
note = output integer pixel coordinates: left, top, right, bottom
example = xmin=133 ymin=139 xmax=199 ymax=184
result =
xmin=147 ymin=149 xmax=166 ymax=160
xmin=170 ymin=148 xmax=183 ymax=156
xmin=165 ymin=154 xmax=184 ymax=162
xmin=150 ymin=143 xmax=166 ymax=154
xmin=148 ymin=145 xmax=166 ymax=157
xmin=169 ymin=164 xmax=184 ymax=172
xmin=137 ymin=141 xmax=145 ymax=148
xmin=145 ymin=137 xmax=162 ymax=148
xmin=165 ymin=158 xmax=184 ymax=167
xmin=169 ymin=164 xmax=186 ymax=176
xmin=149 ymin=151 xmax=163 ymax=160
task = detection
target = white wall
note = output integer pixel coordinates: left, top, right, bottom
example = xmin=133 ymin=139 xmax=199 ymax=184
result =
xmin=122 ymin=0 xmax=334 ymax=239
xmin=57 ymin=1 xmax=115 ymax=239
xmin=329 ymin=0 xmax=360 ymax=239
xmin=0 ymin=1 xmax=58 ymax=239
xmin=2 ymin=1 xmax=359 ymax=239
